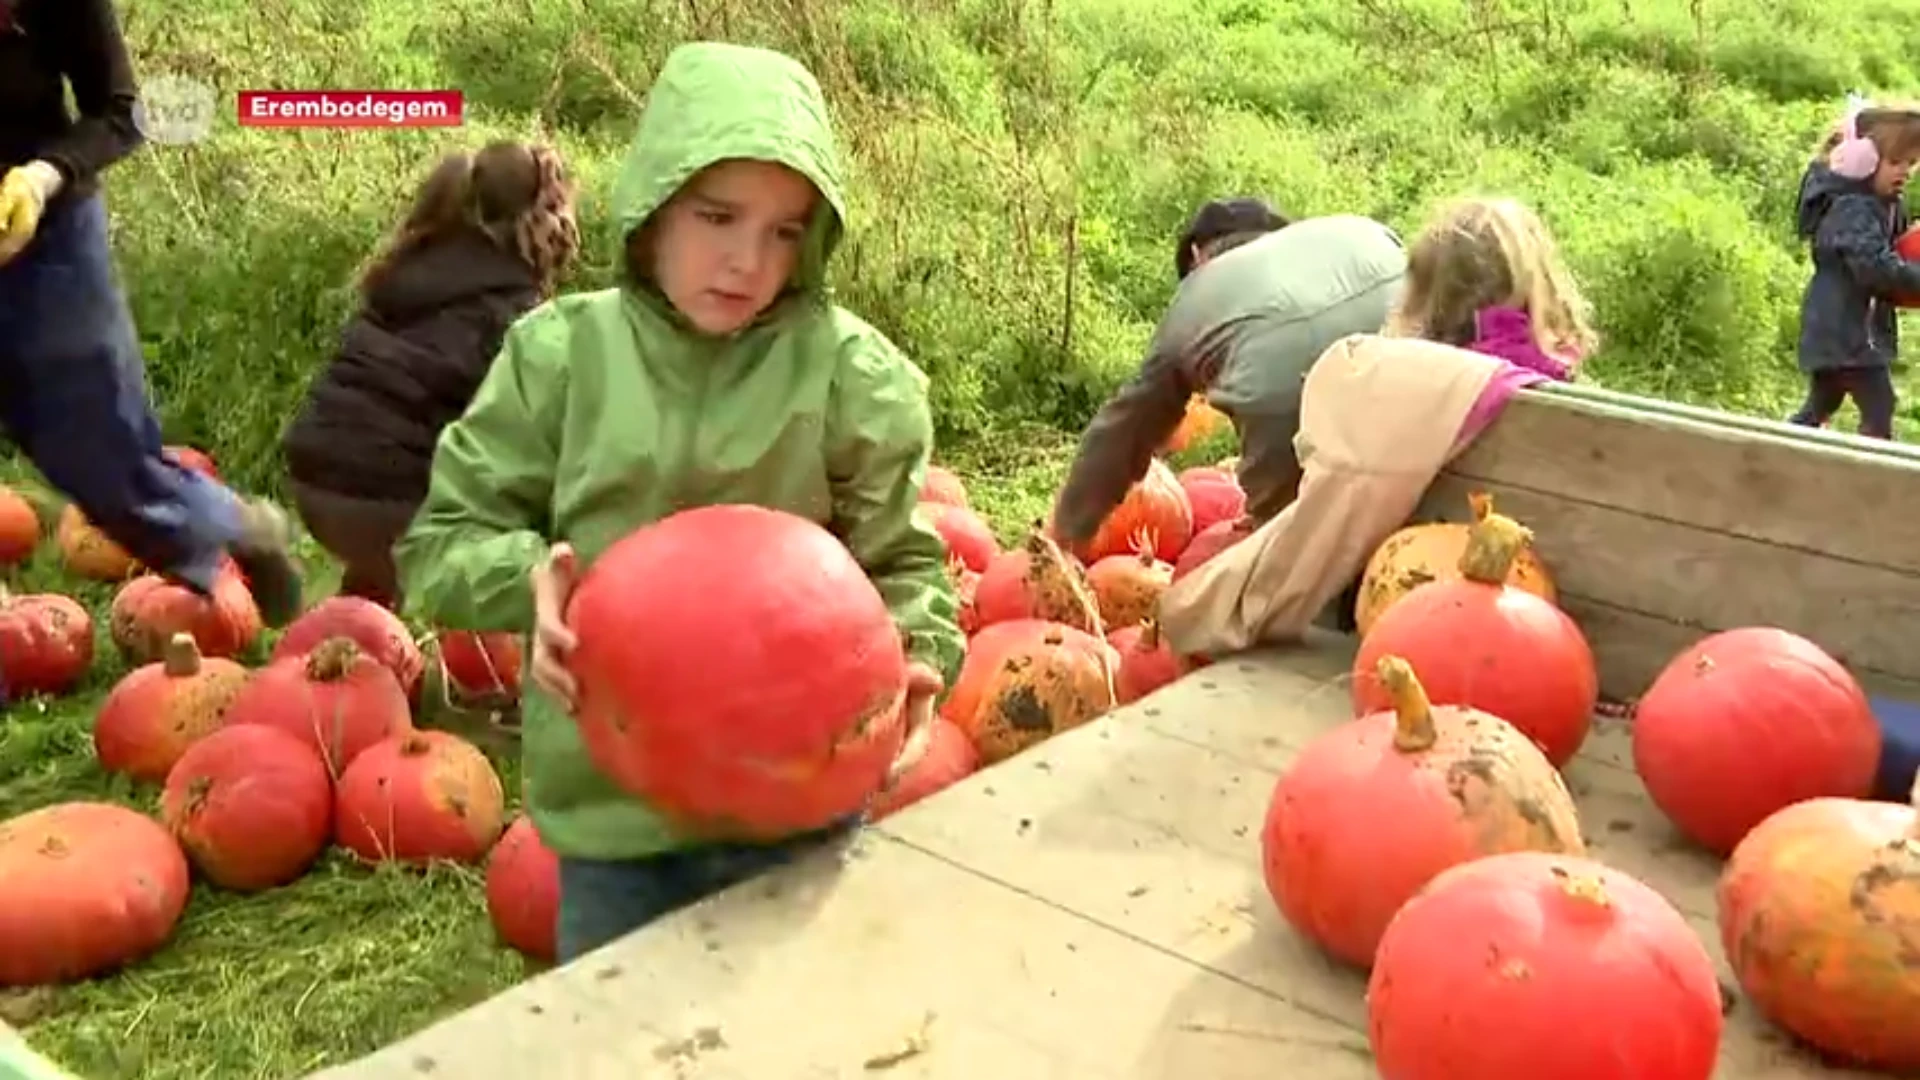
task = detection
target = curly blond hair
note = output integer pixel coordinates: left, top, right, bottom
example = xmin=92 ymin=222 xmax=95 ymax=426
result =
xmin=1384 ymin=196 xmax=1599 ymax=364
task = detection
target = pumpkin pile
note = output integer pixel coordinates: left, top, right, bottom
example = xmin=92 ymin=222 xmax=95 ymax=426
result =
xmin=0 ymin=457 xmax=558 ymax=977
xmin=1304 ymin=483 xmax=1920 ymax=1072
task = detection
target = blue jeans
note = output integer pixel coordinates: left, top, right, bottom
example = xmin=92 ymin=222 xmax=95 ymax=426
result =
xmin=555 ymin=821 xmax=856 ymax=963
xmin=0 ymin=193 xmax=242 ymax=594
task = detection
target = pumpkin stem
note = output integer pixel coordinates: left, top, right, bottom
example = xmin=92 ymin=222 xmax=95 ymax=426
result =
xmin=1141 ymin=619 xmax=1161 ymax=650
xmin=399 ymin=734 xmax=431 ymax=756
xmin=305 ymin=636 xmax=361 ymax=681
xmin=1457 ymin=508 xmax=1533 ymax=585
xmin=1467 ymin=490 xmax=1494 ymax=522
xmin=1379 ymin=655 xmax=1438 ymax=752
xmin=1128 ymin=526 xmax=1157 ymax=561
xmin=161 ymin=632 xmax=202 ymax=677
xmin=1549 ymin=864 xmax=1612 ymax=911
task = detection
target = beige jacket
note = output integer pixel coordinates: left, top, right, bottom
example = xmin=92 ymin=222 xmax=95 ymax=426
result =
xmin=1157 ymin=334 xmax=1504 ymax=657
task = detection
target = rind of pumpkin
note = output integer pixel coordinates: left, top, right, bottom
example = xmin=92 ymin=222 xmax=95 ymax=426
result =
xmin=1354 ymin=521 xmax=1556 ymax=636
xmin=979 ymin=532 xmax=1103 ymax=635
xmin=95 ymin=647 xmax=252 ymax=781
xmin=56 ymin=504 xmax=141 ymax=581
xmin=1086 ymin=552 xmax=1172 ymax=631
xmin=1717 ymin=795 xmax=1920 ymax=1070
xmin=963 ymin=639 xmax=1116 ymax=764
xmin=1398 ymin=704 xmax=1586 ymax=854
xmin=0 ymin=485 xmax=41 ymax=565
xmin=110 ymin=572 xmax=263 ymax=665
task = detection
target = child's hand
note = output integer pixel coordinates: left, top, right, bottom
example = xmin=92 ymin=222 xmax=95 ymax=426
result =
xmin=529 ymin=542 xmax=580 ymax=712
xmin=885 ymin=662 xmax=946 ymax=785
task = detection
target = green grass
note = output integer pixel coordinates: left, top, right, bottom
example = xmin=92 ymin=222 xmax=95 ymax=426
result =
xmin=7 ymin=0 xmax=1920 ymax=1074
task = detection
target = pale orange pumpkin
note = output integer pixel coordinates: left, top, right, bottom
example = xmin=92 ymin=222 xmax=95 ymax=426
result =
xmin=1082 ymin=458 xmax=1193 ymax=564
xmin=56 ymin=504 xmax=140 ymax=582
xmin=1161 ymin=394 xmax=1231 ymax=454
xmin=1718 ymin=776 xmax=1920 ymax=1070
xmin=1353 ymin=491 xmax=1557 ymax=636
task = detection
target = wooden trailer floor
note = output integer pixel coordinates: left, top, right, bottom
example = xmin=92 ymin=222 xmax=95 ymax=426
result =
xmin=310 ymin=634 xmax=1869 ymax=1080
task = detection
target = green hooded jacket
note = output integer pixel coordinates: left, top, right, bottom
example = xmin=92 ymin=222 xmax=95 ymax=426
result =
xmin=393 ymin=41 xmax=967 ymax=863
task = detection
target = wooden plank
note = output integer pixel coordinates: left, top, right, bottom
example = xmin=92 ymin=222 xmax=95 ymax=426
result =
xmin=881 ymin=643 xmax=1872 ymax=1079
xmin=306 ymin=831 xmax=1379 ymax=1080
xmin=1531 ymin=382 xmax=1920 ymax=461
xmin=1413 ymin=475 xmax=1920 ymax=692
xmin=1444 ymin=388 xmax=1920 ymax=575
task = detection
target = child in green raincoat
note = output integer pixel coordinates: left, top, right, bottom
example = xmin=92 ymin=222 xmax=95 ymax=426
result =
xmin=394 ymin=42 xmax=966 ymax=963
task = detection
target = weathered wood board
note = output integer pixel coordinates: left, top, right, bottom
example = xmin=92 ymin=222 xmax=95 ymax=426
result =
xmin=308 ymin=635 xmax=1873 ymax=1080
xmin=1414 ymin=384 xmax=1920 ymax=700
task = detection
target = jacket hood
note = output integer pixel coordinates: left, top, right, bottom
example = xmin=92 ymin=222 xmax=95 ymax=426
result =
xmin=1797 ymin=160 xmax=1879 ymax=239
xmin=609 ymin=42 xmax=848 ymax=300
xmin=364 ymin=228 xmax=539 ymax=321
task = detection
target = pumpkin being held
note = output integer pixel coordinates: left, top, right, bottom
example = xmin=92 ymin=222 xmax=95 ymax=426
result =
xmin=94 ymin=632 xmax=251 ymax=783
xmin=566 ymin=505 xmax=911 ymax=840
xmin=1265 ymin=655 xmax=1585 ymax=968
xmin=1170 ymin=517 xmax=1253 ymax=582
xmin=1717 ymin=775 xmax=1920 ymax=1071
xmin=1351 ymin=504 xmax=1597 ymax=768
xmin=1369 ymin=852 xmax=1722 ymax=1080
xmin=1355 ymin=491 xmax=1556 ymax=636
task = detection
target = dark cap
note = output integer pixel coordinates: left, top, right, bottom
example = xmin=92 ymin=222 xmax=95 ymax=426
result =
xmin=1176 ymin=197 xmax=1289 ymax=278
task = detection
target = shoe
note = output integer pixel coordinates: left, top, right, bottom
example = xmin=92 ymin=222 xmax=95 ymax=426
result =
xmin=228 ymin=498 xmax=304 ymax=628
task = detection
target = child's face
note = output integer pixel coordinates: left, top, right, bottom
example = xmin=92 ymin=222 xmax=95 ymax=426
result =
xmin=649 ymin=159 xmax=819 ymax=335
xmin=1873 ymin=153 xmax=1917 ymax=199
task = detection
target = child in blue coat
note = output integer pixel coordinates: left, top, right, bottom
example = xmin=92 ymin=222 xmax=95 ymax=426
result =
xmin=1789 ymin=97 xmax=1920 ymax=440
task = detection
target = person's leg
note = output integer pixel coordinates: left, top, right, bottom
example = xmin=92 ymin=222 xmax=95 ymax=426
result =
xmin=0 ymin=194 xmax=301 ymax=623
xmin=553 ymin=822 xmax=857 ymax=963
xmin=1842 ymin=366 xmax=1897 ymax=440
xmin=288 ymin=481 xmax=412 ymax=610
xmin=1788 ymin=370 xmax=1848 ymax=428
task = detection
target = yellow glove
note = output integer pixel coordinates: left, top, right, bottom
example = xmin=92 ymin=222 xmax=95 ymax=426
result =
xmin=0 ymin=162 xmax=64 ymax=266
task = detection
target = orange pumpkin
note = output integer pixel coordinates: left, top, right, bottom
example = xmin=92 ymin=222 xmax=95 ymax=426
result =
xmin=1161 ymin=394 xmax=1231 ymax=454
xmin=0 ymin=484 xmax=40 ymax=566
xmin=971 ymin=530 xmax=1103 ymax=635
xmin=870 ymin=716 xmax=979 ymax=820
xmin=109 ymin=564 xmax=262 ymax=665
xmin=1264 ymin=655 xmax=1585 ymax=968
xmin=1718 ymin=776 xmax=1920 ymax=1070
xmin=1082 ymin=458 xmax=1193 ymax=564
xmin=93 ymin=632 xmax=252 ymax=783
xmin=1110 ymin=620 xmax=1181 ymax=704
xmin=56 ymin=504 xmax=140 ymax=582
xmin=950 ymin=623 xmax=1116 ymax=764
xmin=920 ymin=465 xmax=969 ymax=508
xmin=1352 ymin=504 xmax=1597 ymax=768
xmin=1354 ymin=491 xmax=1556 ymax=636
xmin=1085 ymin=546 xmax=1172 ymax=630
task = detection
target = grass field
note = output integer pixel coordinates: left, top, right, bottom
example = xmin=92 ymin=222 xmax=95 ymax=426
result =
xmin=6 ymin=0 xmax=1920 ymax=1074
